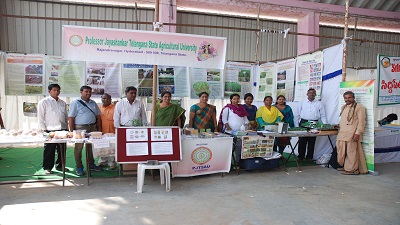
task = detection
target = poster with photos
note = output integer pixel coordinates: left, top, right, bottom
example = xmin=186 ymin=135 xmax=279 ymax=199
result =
xmin=151 ymin=128 xmax=173 ymax=141
xmin=5 ymin=53 xmax=44 ymax=95
xmin=294 ymin=51 xmax=323 ymax=101
xmin=126 ymin=128 xmax=148 ymax=142
xmin=241 ymin=135 xmax=274 ymax=159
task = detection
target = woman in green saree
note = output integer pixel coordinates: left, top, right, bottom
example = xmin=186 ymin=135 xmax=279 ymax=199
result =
xmin=189 ymin=92 xmax=217 ymax=132
xmin=156 ymin=91 xmax=186 ymax=127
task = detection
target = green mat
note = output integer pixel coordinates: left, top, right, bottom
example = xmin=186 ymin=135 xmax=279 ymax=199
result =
xmin=0 ymin=147 xmax=119 ymax=182
xmin=281 ymin=152 xmax=317 ymax=168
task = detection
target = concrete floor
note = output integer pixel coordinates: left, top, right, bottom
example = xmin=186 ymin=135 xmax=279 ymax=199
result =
xmin=0 ymin=163 xmax=399 ymax=225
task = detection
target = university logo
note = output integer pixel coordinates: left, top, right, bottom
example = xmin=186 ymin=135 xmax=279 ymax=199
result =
xmin=69 ymin=35 xmax=83 ymax=47
xmin=191 ymin=147 xmax=212 ymax=165
xmin=197 ymin=41 xmax=218 ymax=61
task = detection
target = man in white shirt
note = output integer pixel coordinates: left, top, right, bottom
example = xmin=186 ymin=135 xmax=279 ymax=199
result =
xmin=38 ymin=84 xmax=68 ymax=174
xmin=114 ymin=86 xmax=148 ymax=127
xmin=295 ymin=88 xmax=327 ymax=161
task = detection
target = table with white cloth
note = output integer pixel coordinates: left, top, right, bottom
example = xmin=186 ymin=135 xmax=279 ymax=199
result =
xmin=0 ymin=137 xmax=70 ymax=186
xmin=374 ymin=127 xmax=400 ymax=163
xmin=171 ymin=136 xmax=233 ymax=177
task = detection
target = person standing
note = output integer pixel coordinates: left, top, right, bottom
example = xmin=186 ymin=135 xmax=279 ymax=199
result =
xmin=156 ymin=91 xmax=186 ymax=127
xmin=114 ymin=86 xmax=148 ymax=127
xmin=295 ymin=88 xmax=327 ymax=161
xmin=99 ymin=93 xmax=117 ymax=169
xmin=219 ymin=93 xmax=249 ymax=131
xmin=243 ymin=93 xmax=258 ymax=130
xmin=38 ymin=84 xmax=68 ymax=174
xmin=68 ymin=85 xmax=102 ymax=176
xmin=256 ymin=96 xmax=283 ymax=129
xmin=189 ymin=92 xmax=217 ymax=132
xmin=335 ymin=91 xmax=368 ymax=175
xmin=100 ymin=93 xmax=115 ymax=133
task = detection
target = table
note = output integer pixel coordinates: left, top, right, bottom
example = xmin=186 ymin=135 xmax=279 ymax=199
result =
xmin=374 ymin=127 xmax=400 ymax=163
xmin=171 ymin=136 xmax=233 ymax=177
xmin=272 ymin=130 xmax=338 ymax=171
xmin=0 ymin=138 xmax=70 ymax=186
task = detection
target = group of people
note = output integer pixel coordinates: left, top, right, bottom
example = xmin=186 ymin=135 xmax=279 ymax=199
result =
xmin=36 ymin=83 xmax=368 ymax=176
xmin=188 ymin=88 xmax=368 ymax=175
xmin=38 ymin=85 xmax=187 ymax=176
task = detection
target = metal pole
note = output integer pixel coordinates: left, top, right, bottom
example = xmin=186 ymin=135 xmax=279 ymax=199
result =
xmin=151 ymin=0 xmax=160 ymax=126
xmin=255 ymin=5 xmax=260 ymax=62
xmin=342 ymin=0 xmax=349 ymax=82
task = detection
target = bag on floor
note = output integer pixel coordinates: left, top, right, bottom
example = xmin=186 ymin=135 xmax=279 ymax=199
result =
xmin=329 ymin=147 xmax=343 ymax=169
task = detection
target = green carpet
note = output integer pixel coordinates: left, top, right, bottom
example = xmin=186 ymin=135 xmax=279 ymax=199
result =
xmin=281 ymin=152 xmax=317 ymax=167
xmin=0 ymin=147 xmax=119 ymax=182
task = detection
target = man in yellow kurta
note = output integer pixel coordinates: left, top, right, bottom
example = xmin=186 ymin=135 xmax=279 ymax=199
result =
xmin=336 ymin=91 xmax=368 ymax=175
xmin=100 ymin=93 xmax=115 ymax=134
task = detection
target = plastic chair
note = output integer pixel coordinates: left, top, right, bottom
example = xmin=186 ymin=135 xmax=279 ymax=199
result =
xmin=137 ymin=162 xmax=171 ymax=193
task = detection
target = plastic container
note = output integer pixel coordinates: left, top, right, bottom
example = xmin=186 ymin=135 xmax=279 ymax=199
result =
xmin=73 ymin=130 xmax=86 ymax=139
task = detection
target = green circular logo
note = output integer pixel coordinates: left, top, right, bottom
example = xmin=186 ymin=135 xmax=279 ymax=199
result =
xmin=69 ymin=35 xmax=83 ymax=47
xmin=191 ymin=147 xmax=212 ymax=165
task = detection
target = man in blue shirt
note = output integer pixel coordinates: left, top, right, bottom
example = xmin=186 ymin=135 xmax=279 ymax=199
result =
xmin=68 ymin=86 xmax=102 ymax=176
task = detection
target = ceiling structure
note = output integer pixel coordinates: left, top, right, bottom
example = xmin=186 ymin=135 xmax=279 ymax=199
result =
xmin=61 ymin=0 xmax=400 ymax=32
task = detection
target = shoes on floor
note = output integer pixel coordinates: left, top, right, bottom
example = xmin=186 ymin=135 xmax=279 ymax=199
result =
xmin=342 ymin=170 xmax=360 ymax=175
xmin=56 ymin=167 xmax=70 ymax=172
xmin=305 ymin=158 xmax=313 ymax=162
xmin=90 ymin=164 xmax=102 ymax=172
xmin=44 ymin=169 xmax=53 ymax=175
xmin=337 ymin=167 xmax=345 ymax=171
xmin=76 ymin=167 xmax=84 ymax=176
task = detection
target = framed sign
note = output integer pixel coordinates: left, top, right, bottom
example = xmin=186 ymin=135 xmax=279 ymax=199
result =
xmin=116 ymin=126 xmax=182 ymax=163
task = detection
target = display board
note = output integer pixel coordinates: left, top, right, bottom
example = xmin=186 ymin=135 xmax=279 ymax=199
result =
xmin=189 ymin=67 xmax=223 ymax=99
xmin=115 ymin=126 xmax=182 ymax=163
xmin=377 ymin=55 xmax=400 ymax=106
xmin=294 ymin=51 xmax=323 ymax=101
xmin=255 ymin=63 xmax=276 ymax=101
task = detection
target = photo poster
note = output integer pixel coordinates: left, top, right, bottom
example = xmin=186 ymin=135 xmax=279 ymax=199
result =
xmin=44 ymin=56 xmax=85 ymax=96
xmin=158 ymin=66 xmax=189 ymax=97
xmin=225 ymin=62 xmax=254 ymax=98
xmin=121 ymin=64 xmax=154 ymax=97
xmin=5 ymin=53 xmax=45 ymax=95
xmin=276 ymin=58 xmax=296 ymax=102
xmin=86 ymin=61 xmax=121 ymax=98
xmin=340 ymin=80 xmax=375 ymax=172
xmin=294 ymin=51 xmax=323 ymax=101
xmin=189 ymin=67 xmax=223 ymax=99
xmin=255 ymin=63 xmax=276 ymax=101
xmin=241 ymin=135 xmax=274 ymax=159
xmin=377 ymin=55 xmax=400 ymax=106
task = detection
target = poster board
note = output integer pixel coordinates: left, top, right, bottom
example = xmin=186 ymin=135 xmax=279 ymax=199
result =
xmin=116 ymin=126 xmax=182 ymax=163
xmin=377 ymin=55 xmax=400 ymax=106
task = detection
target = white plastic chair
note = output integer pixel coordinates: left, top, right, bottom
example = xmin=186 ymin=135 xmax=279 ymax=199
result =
xmin=137 ymin=162 xmax=171 ymax=193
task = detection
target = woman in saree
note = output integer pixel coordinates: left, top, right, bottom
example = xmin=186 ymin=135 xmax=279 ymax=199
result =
xmin=156 ymin=91 xmax=186 ymax=127
xmin=274 ymin=95 xmax=294 ymax=128
xmin=256 ymin=96 xmax=284 ymax=129
xmin=243 ymin=93 xmax=258 ymax=130
xmin=189 ymin=92 xmax=217 ymax=132
xmin=274 ymin=95 xmax=294 ymax=156
xmin=219 ymin=93 xmax=249 ymax=132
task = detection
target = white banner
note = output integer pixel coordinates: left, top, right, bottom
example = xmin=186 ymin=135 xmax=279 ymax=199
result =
xmin=171 ymin=137 xmax=232 ymax=177
xmin=377 ymin=55 xmax=400 ymax=106
xmin=62 ymin=25 xmax=227 ymax=69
